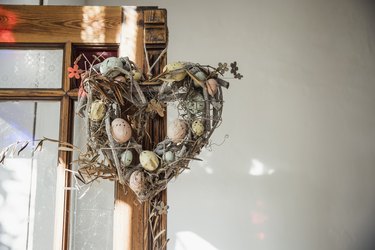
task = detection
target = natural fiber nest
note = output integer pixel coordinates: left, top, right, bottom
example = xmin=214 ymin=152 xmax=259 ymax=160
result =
xmin=75 ymin=57 xmax=230 ymax=202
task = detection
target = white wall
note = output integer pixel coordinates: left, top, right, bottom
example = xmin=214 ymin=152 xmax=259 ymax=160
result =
xmin=85 ymin=1 xmax=375 ymax=249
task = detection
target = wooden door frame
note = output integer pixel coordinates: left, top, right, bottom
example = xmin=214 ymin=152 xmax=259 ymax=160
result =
xmin=0 ymin=5 xmax=168 ymax=250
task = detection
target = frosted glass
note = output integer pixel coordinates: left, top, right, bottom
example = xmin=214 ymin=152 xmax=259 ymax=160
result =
xmin=0 ymin=49 xmax=63 ymax=88
xmin=0 ymin=101 xmax=60 ymax=250
xmin=69 ymin=102 xmax=114 ymax=250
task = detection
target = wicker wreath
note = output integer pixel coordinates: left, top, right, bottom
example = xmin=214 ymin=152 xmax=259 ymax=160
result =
xmin=73 ymin=56 xmax=240 ymax=202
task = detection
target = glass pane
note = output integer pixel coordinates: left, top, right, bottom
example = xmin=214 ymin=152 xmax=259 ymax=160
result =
xmin=0 ymin=101 xmax=60 ymax=250
xmin=69 ymin=102 xmax=114 ymax=250
xmin=0 ymin=49 xmax=63 ymax=88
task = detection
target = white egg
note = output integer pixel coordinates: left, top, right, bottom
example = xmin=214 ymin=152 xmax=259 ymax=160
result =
xmin=192 ymin=120 xmax=205 ymax=136
xmin=139 ymin=150 xmax=159 ymax=171
xmin=100 ymin=57 xmax=123 ymax=78
xmin=89 ymin=100 xmax=106 ymax=122
xmin=132 ymin=70 xmax=142 ymax=81
xmin=193 ymin=71 xmax=206 ymax=87
xmin=120 ymin=150 xmax=133 ymax=167
xmin=163 ymin=151 xmax=175 ymax=163
xmin=163 ymin=62 xmax=187 ymax=81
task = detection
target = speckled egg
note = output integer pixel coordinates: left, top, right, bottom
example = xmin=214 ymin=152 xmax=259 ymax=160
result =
xmin=100 ymin=57 xmax=123 ymax=78
xmin=167 ymin=119 xmax=187 ymax=143
xmin=206 ymin=78 xmax=218 ymax=97
xmin=186 ymin=93 xmax=205 ymax=115
xmin=129 ymin=170 xmax=146 ymax=194
xmin=114 ymin=75 xmax=126 ymax=83
xmin=192 ymin=120 xmax=205 ymax=136
xmin=163 ymin=151 xmax=175 ymax=163
xmin=111 ymin=118 xmax=132 ymax=144
xmin=139 ymin=150 xmax=159 ymax=171
xmin=89 ymin=100 xmax=106 ymax=122
xmin=193 ymin=71 xmax=207 ymax=87
xmin=120 ymin=150 xmax=133 ymax=167
xmin=132 ymin=70 xmax=142 ymax=81
xmin=163 ymin=62 xmax=187 ymax=81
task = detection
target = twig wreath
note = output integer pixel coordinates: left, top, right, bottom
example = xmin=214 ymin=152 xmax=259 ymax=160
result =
xmin=0 ymin=55 xmax=242 ymax=203
xmin=72 ymin=55 xmax=241 ymax=202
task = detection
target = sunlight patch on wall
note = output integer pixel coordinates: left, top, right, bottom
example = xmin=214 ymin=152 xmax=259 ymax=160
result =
xmin=119 ymin=7 xmax=138 ymax=60
xmin=0 ymin=158 xmax=36 ymax=250
xmin=248 ymin=159 xmax=275 ymax=176
xmin=81 ymin=6 xmax=106 ymax=43
xmin=175 ymin=231 xmax=218 ymax=250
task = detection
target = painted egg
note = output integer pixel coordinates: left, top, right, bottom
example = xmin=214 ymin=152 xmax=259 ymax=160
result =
xmin=187 ymin=93 xmax=205 ymax=115
xmin=139 ymin=150 xmax=159 ymax=171
xmin=100 ymin=57 xmax=123 ymax=78
xmin=129 ymin=170 xmax=146 ymax=194
xmin=163 ymin=151 xmax=175 ymax=163
xmin=167 ymin=119 xmax=187 ymax=143
xmin=163 ymin=62 xmax=187 ymax=81
xmin=193 ymin=71 xmax=206 ymax=87
xmin=120 ymin=150 xmax=133 ymax=167
xmin=114 ymin=75 xmax=126 ymax=83
xmin=192 ymin=120 xmax=205 ymax=136
xmin=89 ymin=100 xmax=106 ymax=122
xmin=132 ymin=70 xmax=142 ymax=81
xmin=206 ymin=78 xmax=218 ymax=97
xmin=111 ymin=118 xmax=132 ymax=144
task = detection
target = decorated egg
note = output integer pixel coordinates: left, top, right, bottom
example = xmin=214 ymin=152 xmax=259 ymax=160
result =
xmin=139 ymin=150 xmax=159 ymax=171
xmin=193 ymin=71 xmax=207 ymax=87
xmin=192 ymin=120 xmax=205 ymax=136
xmin=163 ymin=62 xmax=187 ymax=81
xmin=132 ymin=70 xmax=142 ymax=81
xmin=120 ymin=150 xmax=133 ymax=167
xmin=167 ymin=119 xmax=187 ymax=143
xmin=100 ymin=57 xmax=123 ymax=78
xmin=163 ymin=151 xmax=175 ymax=163
xmin=206 ymin=78 xmax=218 ymax=97
xmin=186 ymin=93 xmax=205 ymax=115
xmin=89 ymin=100 xmax=106 ymax=122
xmin=129 ymin=170 xmax=146 ymax=194
xmin=114 ymin=75 xmax=126 ymax=83
xmin=111 ymin=118 xmax=132 ymax=143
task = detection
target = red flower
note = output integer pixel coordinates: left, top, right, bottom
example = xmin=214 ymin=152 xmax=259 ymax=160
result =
xmin=68 ymin=64 xmax=81 ymax=79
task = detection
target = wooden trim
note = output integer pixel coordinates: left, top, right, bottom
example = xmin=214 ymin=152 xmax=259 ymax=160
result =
xmin=0 ymin=5 xmax=123 ymax=43
xmin=61 ymin=41 xmax=74 ymax=250
xmin=114 ymin=7 xmax=168 ymax=250
xmin=115 ymin=7 xmax=146 ymax=250
xmin=0 ymin=89 xmax=65 ymax=99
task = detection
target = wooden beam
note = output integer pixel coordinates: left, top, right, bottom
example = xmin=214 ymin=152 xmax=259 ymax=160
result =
xmin=0 ymin=5 xmax=122 ymax=44
xmin=114 ymin=7 xmax=145 ymax=250
xmin=0 ymin=89 xmax=65 ymax=99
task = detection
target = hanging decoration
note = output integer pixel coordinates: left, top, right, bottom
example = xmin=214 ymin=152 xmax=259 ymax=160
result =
xmin=0 ymin=55 xmax=242 ymax=203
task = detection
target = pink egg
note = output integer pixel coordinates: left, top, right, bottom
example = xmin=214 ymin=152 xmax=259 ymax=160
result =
xmin=206 ymin=78 xmax=218 ymax=97
xmin=111 ymin=118 xmax=132 ymax=143
xmin=167 ymin=119 xmax=187 ymax=143
xmin=129 ymin=170 xmax=146 ymax=194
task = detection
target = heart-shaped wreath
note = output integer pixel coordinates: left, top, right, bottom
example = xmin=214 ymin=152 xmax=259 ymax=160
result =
xmin=70 ymin=56 xmax=242 ymax=201
xmin=0 ymin=55 xmax=235 ymax=203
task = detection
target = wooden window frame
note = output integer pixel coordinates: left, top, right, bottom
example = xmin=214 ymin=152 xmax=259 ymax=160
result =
xmin=0 ymin=5 xmax=168 ymax=250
